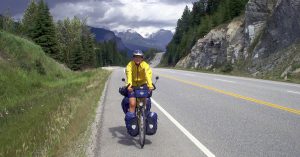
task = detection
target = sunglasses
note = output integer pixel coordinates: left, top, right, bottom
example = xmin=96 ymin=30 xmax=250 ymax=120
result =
xmin=133 ymin=55 xmax=143 ymax=58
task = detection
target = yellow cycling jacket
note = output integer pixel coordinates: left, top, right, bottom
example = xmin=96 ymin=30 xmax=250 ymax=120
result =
xmin=126 ymin=61 xmax=154 ymax=89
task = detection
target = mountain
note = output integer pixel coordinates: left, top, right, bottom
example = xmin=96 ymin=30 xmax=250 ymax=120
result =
xmin=176 ymin=0 xmax=300 ymax=81
xmin=116 ymin=29 xmax=173 ymax=52
xmin=90 ymin=27 xmax=129 ymax=52
xmin=116 ymin=29 xmax=154 ymax=52
xmin=89 ymin=27 xmax=173 ymax=56
xmin=148 ymin=29 xmax=173 ymax=48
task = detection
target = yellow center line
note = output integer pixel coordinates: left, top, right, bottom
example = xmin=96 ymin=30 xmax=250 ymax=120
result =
xmin=159 ymin=73 xmax=300 ymax=115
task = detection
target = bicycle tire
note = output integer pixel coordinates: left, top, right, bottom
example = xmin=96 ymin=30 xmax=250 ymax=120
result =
xmin=138 ymin=107 xmax=146 ymax=148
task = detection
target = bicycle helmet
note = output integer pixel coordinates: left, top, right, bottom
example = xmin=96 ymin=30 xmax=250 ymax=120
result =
xmin=132 ymin=49 xmax=144 ymax=58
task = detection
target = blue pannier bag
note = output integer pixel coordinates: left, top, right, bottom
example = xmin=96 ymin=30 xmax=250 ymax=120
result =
xmin=146 ymin=112 xmax=157 ymax=135
xmin=125 ymin=112 xmax=139 ymax=137
xmin=121 ymin=97 xmax=129 ymax=113
xmin=119 ymin=86 xmax=127 ymax=97
xmin=146 ymin=98 xmax=151 ymax=114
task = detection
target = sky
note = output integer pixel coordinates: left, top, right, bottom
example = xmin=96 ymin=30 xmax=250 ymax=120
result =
xmin=0 ymin=0 xmax=196 ymax=37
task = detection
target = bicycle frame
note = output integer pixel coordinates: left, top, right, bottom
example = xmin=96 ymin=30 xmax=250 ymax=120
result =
xmin=136 ymin=96 xmax=147 ymax=148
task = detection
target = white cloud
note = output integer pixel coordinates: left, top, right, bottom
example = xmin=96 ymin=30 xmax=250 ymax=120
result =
xmin=50 ymin=0 xmax=192 ymax=35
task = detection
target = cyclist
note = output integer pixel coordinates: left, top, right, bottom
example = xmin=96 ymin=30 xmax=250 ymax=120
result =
xmin=124 ymin=50 xmax=155 ymax=136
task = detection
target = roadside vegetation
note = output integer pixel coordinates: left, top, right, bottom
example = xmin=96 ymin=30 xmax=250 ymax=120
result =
xmin=0 ymin=22 xmax=109 ymax=157
xmin=0 ymin=0 xmax=133 ymax=155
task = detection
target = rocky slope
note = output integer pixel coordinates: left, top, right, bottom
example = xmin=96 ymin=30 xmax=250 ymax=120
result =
xmin=176 ymin=0 xmax=300 ymax=79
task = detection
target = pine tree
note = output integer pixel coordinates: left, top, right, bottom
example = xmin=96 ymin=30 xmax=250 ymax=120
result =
xmin=191 ymin=1 xmax=205 ymax=26
xmin=180 ymin=6 xmax=192 ymax=33
xmin=207 ymin=0 xmax=220 ymax=15
xmin=95 ymin=45 xmax=103 ymax=67
xmin=70 ymin=38 xmax=83 ymax=70
xmin=229 ymin=0 xmax=246 ymax=18
xmin=173 ymin=6 xmax=191 ymax=45
xmin=22 ymin=0 xmax=38 ymax=38
xmin=32 ymin=0 xmax=60 ymax=60
xmin=0 ymin=10 xmax=16 ymax=33
xmin=197 ymin=15 xmax=212 ymax=37
xmin=81 ymin=23 xmax=96 ymax=67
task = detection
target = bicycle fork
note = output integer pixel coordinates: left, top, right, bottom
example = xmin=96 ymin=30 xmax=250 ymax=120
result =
xmin=136 ymin=98 xmax=146 ymax=148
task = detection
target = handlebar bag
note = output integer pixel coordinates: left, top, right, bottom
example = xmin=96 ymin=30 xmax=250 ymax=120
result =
xmin=135 ymin=89 xmax=149 ymax=98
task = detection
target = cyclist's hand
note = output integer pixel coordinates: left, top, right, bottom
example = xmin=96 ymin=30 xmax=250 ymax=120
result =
xmin=127 ymin=85 xmax=133 ymax=92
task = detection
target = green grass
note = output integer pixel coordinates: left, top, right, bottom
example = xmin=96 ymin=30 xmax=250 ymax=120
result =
xmin=0 ymin=31 xmax=110 ymax=156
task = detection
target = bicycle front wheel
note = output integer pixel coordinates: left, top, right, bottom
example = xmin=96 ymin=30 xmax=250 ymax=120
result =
xmin=138 ymin=107 xmax=146 ymax=148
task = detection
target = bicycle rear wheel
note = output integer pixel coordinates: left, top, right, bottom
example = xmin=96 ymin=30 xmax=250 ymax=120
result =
xmin=138 ymin=107 xmax=146 ymax=148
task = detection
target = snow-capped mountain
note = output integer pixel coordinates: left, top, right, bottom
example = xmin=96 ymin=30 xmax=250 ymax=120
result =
xmin=116 ymin=29 xmax=173 ymax=51
xmin=116 ymin=29 xmax=145 ymax=42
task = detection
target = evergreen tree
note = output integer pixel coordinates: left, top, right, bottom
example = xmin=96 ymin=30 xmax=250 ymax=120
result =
xmin=180 ymin=6 xmax=192 ymax=33
xmin=207 ymin=0 xmax=220 ymax=15
xmin=173 ymin=6 xmax=191 ymax=44
xmin=0 ymin=15 xmax=2 ymax=28
xmin=229 ymin=0 xmax=246 ymax=18
xmin=0 ymin=10 xmax=16 ymax=33
xmin=191 ymin=1 xmax=205 ymax=26
xmin=81 ymin=22 xmax=96 ymax=67
xmin=94 ymin=41 xmax=129 ymax=67
xmin=197 ymin=15 xmax=212 ymax=37
xmin=22 ymin=0 xmax=37 ymax=38
xmin=70 ymin=39 xmax=83 ymax=70
xmin=31 ymin=0 xmax=60 ymax=60
xmin=95 ymin=45 xmax=103 ymax=67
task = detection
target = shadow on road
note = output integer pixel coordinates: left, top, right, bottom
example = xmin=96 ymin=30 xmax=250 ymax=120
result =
xmin=109 ymin=126 xmax=152 ymax=148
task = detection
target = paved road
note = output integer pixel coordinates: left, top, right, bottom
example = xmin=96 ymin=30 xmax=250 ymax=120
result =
xmin=150 ymin=52 xmax=164 ymax=68
xmin=94 ymin=68 xmax=300 ymax=157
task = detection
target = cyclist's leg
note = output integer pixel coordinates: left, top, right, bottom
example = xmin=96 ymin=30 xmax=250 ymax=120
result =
xmin=129 ymin=97 xmax=136 ymax=112
xmin=125 ymin=91 xmax=139 ymax=136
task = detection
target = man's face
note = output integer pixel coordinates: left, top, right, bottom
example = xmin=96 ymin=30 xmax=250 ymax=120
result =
xmin=133 ymin=55 xmax=143 ymax=65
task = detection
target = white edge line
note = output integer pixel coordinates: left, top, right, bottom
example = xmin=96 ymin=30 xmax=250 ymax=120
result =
xmin=184 ymin=73 xmax=195 ymax=76
xmin=151 ymin=98 xmax=216 ymax=157
xmin=287 ymin=90 xmax=300 ymax=95
xmin=214 ymin=78 xmax=235 ymax=83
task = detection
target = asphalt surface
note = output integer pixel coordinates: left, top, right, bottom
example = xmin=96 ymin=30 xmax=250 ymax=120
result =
xmin=150 ymin=52 xmax=164 ymax=68
xmin=94 ymin=68 xmax=300 ymax=157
